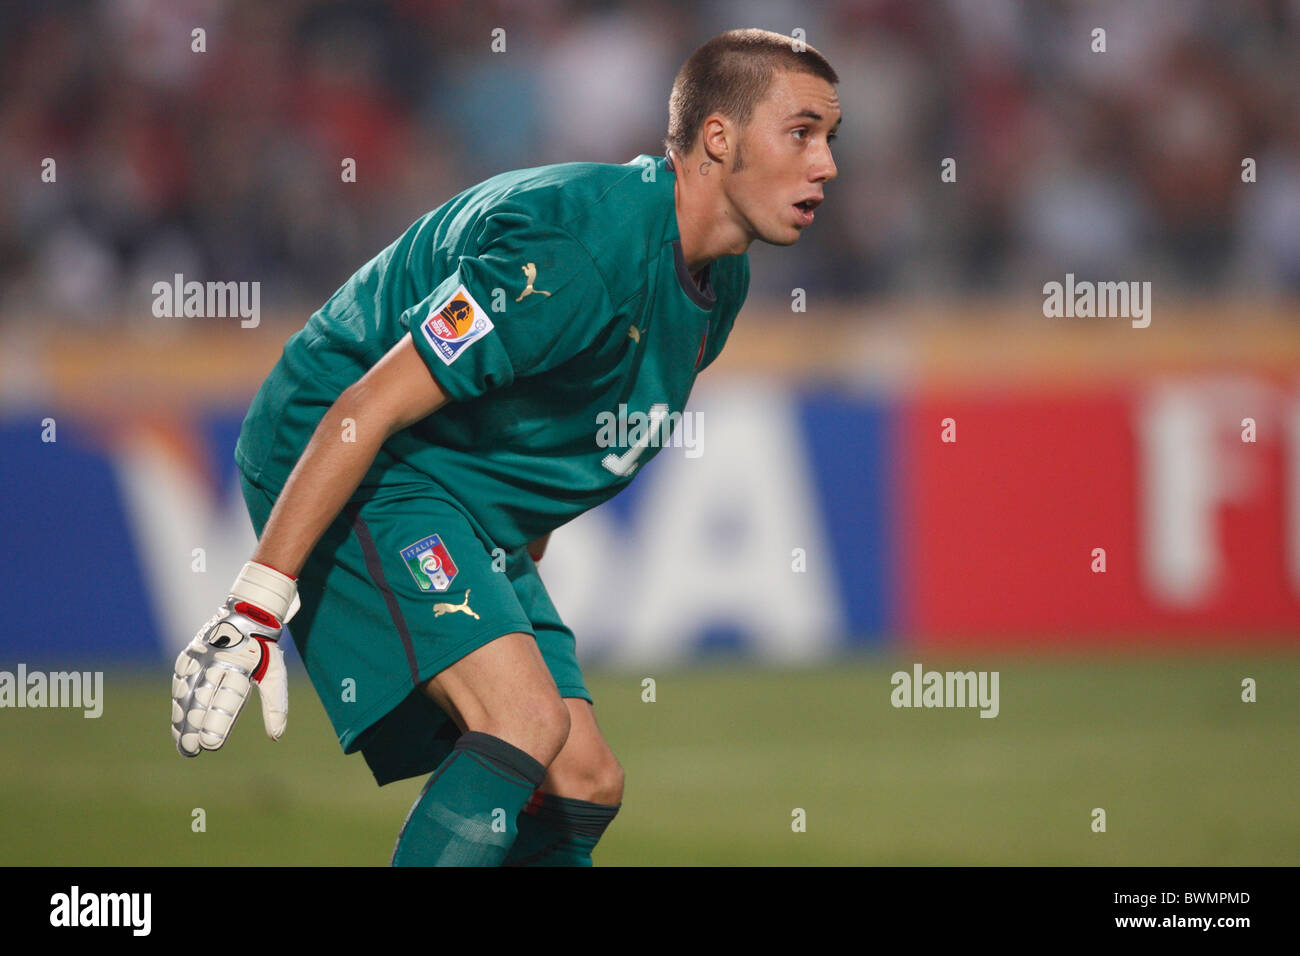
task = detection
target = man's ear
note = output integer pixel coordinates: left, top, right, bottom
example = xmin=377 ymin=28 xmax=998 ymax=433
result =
xmin=700 ymin=114 xmax=733 ymax=165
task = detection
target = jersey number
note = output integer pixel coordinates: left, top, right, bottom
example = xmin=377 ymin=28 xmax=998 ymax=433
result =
xmin=601 ymin=403 xmax=669 ymax=477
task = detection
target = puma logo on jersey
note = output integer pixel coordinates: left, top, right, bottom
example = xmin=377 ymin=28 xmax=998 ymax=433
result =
xmin=433 ymin=589 xmax=480 ymax=620
xmin=627 ymin=325 xmax=641 ymax=343
xmin=516 ymin=263 xmax=552 ymax=301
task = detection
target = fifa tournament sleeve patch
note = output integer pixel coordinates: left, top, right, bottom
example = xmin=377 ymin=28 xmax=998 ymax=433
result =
xmin=419 ymin=285 xmax=494 ymax=365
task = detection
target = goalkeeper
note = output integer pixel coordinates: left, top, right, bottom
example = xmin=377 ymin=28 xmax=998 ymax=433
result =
xmin=170 ymin=29 xmax=840 ymax=866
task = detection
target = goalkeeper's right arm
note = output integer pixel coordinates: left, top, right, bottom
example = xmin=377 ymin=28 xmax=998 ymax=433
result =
xmin=252 ymin=331 xmax=449 ymax=577
xmin=171 ymin=333 xmax=447 ymax=756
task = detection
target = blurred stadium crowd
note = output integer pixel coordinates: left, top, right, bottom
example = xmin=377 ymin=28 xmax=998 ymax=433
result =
xmin=1 ymin=0 xmax=1297 ymax=323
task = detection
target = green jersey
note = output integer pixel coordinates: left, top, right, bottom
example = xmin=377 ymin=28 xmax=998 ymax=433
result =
xmin=235 ymin=154 xmax=749 ymax=550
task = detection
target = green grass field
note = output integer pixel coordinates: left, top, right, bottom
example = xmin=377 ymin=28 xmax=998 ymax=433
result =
xmin=2 ymin=655 xmax=1296 ymax=865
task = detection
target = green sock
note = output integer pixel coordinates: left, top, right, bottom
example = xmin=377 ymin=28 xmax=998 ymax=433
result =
xmin=391 ymin=731 xmax=546 ymax=867
xmin=503 ymin=792 xmax=622 ymax=866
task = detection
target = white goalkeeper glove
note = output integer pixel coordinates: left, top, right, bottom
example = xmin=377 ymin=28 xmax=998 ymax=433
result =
xmin=171 ymin=561 xmax=301 ymax=757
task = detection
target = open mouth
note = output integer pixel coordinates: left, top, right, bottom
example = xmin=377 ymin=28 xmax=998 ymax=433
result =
xmin=793 ymin=198 xmax=821 ymax=225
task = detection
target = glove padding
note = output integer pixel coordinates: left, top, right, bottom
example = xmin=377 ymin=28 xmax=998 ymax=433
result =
xmin=171 ymin=596 xmax=289 ymax=757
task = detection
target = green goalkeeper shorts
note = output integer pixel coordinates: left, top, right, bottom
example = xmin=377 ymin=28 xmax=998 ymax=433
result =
xmin=238 ymin=471 xmax=591 ymax=786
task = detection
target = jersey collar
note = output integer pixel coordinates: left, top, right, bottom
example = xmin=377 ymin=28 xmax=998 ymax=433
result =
xmin=672 ymin=240 xmax=715 ymax=309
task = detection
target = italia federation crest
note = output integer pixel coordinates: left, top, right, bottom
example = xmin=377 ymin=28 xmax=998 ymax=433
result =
xmin=420 ymin=285 xmax=493 ymax=365
xmin=401 ymin=534 xmax=459 ymax=592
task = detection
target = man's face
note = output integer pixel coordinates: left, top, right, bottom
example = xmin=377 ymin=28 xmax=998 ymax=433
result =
xmin=722 ymin=70 xmax=841 ymax=245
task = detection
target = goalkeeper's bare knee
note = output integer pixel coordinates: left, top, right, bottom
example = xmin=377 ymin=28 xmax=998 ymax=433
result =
xmin=421 ymin=631 xmax=571 ymax=767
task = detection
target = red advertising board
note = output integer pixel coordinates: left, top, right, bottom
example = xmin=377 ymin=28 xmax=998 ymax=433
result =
xmin=902 ymin=378 xmax=1300 ymax=647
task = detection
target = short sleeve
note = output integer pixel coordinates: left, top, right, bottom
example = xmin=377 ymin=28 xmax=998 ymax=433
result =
xmin=400 ymin=214 xmax=613 ymax=402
